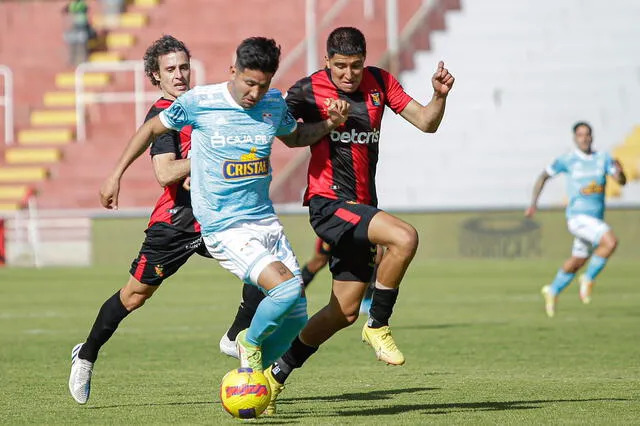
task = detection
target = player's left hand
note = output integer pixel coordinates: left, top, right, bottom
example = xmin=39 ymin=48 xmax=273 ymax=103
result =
xmin=99 ymin=175 xmax=121 ymax=210
xmin=613 ymin=159 xmax=623 ymax=173
xmin=432 ymin=61 xmax=455 ymax=97
xmin=183 ymin=176 xmax=191 ymax=191
xmin=327 ymin=98 xmax=350 ymax=127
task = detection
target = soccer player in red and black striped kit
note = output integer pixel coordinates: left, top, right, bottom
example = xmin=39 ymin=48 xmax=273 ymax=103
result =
xmin=68 ymin=35 xmax=204 ymax=404
xmin=258 ymin=27 xmax=455 ymax=413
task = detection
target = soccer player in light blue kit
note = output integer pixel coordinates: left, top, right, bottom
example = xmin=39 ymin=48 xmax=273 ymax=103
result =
xmin=117 ymin=37 xmax=350 ymax=370
xmin=526 ymin=122 xmax=626 ymax=317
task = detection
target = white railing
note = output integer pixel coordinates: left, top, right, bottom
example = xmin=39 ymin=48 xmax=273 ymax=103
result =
xmin=75 ymin=59 xmax=205 ymax=141
xmin=2 ymin=203 xmax=95 ymax=267
xmin=0 ymin=65 xmax=14 ymax=145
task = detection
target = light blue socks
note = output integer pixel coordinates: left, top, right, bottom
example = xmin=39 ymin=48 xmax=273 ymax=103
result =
xmin=246 ymin=277 xmax=302 ymax=346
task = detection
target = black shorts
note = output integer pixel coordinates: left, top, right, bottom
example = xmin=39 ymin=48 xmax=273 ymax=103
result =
xmin=308 ymin=196 xmax=380 ymax=283
xmin=129 ymin=222 xmax=211 ymax=286
xmin=314 ymin=237 xmax=332 ymax=256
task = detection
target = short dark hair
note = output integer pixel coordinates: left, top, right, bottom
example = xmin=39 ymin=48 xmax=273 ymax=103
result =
xmin=143 ymin=35 xmax=191 ymax=87
xmin=235 ymin=37 xmax=281 ymax=74
xmin=326 ymin=27 xmax=367 ymax=58
xmin=573 ymin=121 xmax=592 ymax=134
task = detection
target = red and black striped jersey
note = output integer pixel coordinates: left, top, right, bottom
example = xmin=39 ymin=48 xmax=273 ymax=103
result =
xmin=146 ymin=98 xmax=200 ymax=233
xmin=286 ymin=67 xmax=412 ymax=207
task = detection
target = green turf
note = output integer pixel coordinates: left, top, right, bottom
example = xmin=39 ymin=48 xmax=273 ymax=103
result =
xmin=1 ymin=256 xmax=638 ymax=424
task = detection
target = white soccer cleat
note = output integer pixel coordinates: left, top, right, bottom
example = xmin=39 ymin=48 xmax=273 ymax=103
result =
xmin=219 ymin=332 xmax=239 ymax=359
xmin=68 ymin=343 xmax=93 ymax=404
xmin=579 ymin=274 xmax=594 ymax=304
xmin=541 ymin=285 xmax=557 ymax=318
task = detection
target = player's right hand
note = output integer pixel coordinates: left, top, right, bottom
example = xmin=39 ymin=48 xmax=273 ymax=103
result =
xmin=327 ymin=99 xmax=350 ymax=127
xmin=99 ymin=175 xmax=121 ymax=210
xmin=524 ymin=205 xmax=536 ymax=218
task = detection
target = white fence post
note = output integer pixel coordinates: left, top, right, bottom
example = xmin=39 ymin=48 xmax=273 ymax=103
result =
xmin=74 ymin=60 xmax=205 ymax=141
xmin=0 ymin=65 xmax=14 ymax=145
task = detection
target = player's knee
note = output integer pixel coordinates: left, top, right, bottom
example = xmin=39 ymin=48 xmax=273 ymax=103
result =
xmin=601 ymin=234 xmax=618 ymax=254
xmin=394 ymin=225 xmax=419 ymax=259
xmin=121 ymin=291 xmax=152 ymax=311
xmin=565 ymin=257 xmax=586 ymax=273
xmin=268 ymin=276 xmax=303 ymax=306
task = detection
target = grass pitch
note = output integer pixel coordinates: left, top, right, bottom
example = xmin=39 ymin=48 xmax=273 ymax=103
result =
xmin=1 ymin=256 xmax=638 ymax=424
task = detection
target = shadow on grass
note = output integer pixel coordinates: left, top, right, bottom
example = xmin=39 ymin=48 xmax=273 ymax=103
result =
xmin=277 ymin=397 xmax=631 ymax=418
xmin=284 ymin=386 xmax=438 ymax=403
xmin=394 ymin=321 xmax=510 ymax=331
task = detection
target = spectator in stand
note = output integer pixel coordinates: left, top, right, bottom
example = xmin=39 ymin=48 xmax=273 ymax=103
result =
xmin=63 ymin=0 xmax=93 ymax=65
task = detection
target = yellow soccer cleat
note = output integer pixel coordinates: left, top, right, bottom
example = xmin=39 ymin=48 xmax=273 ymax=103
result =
xmin=361 ymin=324 xmax=405 ymax=366
xmin=236 ymin=330 xmax=263 ymax=372
xmin=579 ymin=274 xmax=594 ymax=304
xmin=263 ymin=365 xmax=285 ymax=415
xmin=541 ymin=285 xmax=557 ymax=318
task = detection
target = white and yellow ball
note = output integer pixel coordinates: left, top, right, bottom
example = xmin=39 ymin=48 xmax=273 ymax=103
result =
xmin=220 ymin=368 xmax=271 ymax=419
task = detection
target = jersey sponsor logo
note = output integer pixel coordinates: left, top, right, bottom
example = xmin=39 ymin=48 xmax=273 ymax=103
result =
xmin=330 ymin=128 xmax=380 ymax=144
xmin=580 ymin=180 xmax=604 ymax=195
xmin=222 ymin=148 xmax=269 ymax=180
xmin=210 ymin=131 xmax=270 ymax=147
xmin=370 ymin=90 xmax=381 ymax=106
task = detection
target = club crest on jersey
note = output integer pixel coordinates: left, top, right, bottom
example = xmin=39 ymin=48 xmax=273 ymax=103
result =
xmin=370 ymin=90 xmax=381 ymax=106
xmin=223 ymin=147 xmax=269 ymax=180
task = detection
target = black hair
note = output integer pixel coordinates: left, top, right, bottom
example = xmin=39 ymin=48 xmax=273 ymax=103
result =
xmin=235 ymin=37 xmax=281 ymax=74
xmin=573 ymin=121 xmax=592 ymax=135
xmin=326 ymin=27 xmax=367 ymax=58
xmin=143 ymin=35 xmax=191 ymax=87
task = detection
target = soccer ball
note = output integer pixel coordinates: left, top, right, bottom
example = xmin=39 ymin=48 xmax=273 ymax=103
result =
xmin=219 ymin=368 xmax=271 ymax=419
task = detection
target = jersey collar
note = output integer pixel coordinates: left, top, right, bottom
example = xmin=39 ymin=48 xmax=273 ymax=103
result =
xmin=574 ymin=149 xmax=594 ymax=160
xmin=223 ymin=82 xmax=244 ymax=110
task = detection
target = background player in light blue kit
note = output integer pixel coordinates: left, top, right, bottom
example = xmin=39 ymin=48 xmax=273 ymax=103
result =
xmin=110 ymin=37 xmax=350 ymax=371
xmin=526 ymin=122 xmax=627 ymax=317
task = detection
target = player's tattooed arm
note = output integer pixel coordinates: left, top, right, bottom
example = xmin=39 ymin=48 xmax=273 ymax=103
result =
xmin=279 ymin=99 xmax=351 ymax=148
xmin=525 ymin=171 xmax=551 ymax=218
xmin=400 ymin=61 xmax=454 ymax=133
xmin=100 ymin=116 xmax=172 ymax=209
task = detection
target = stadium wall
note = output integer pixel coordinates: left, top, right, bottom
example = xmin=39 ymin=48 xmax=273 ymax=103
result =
xmin=92 ymin=208 xmax=640 ymax=266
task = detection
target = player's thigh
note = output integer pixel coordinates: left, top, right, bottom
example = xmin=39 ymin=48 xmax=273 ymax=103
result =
xmin=367 ymin=211 xmax=418 ymax=249
xmin=267 ymin=219 xmax=301 ymax=277
xmin=571 ymin=237 xmax=592 ymax=259
xmin=568 ymin=215 xmax=610 ymax=248
xmin=129 ymin=223 xmax=203 ymax=286
xmin=203 ymin=218 xmax=298 ymax=289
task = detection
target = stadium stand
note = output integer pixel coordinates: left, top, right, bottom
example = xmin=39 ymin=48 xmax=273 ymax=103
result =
xmin=0 ymin=0 xmax=448 ymax=211
xmin=377 ymin=0 xmax=640 ymax=210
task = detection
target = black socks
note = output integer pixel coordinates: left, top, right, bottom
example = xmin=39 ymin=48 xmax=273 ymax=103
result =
xmin=226 ymin=283 xmax=266 ymax=341
xmin=271 ymin=336 xmax=318 ymax=384
xmin=367 ymin=287 xmax=399 ymax=328
xmin=78 ymin=291 xmax=130 ymax=362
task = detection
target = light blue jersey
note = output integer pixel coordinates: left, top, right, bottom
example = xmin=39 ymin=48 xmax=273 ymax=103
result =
xmin=546 ymin=150 xmax=617 ymax=219
xmin=159 ymin=83 xmax=297 ymax=234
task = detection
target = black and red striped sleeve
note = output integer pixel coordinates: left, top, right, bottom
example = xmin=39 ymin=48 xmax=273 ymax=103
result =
xmin=378 ymin=68 xmax=413 ymax=114
xmin=145 ymin=99 xmax=181 ymax=157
